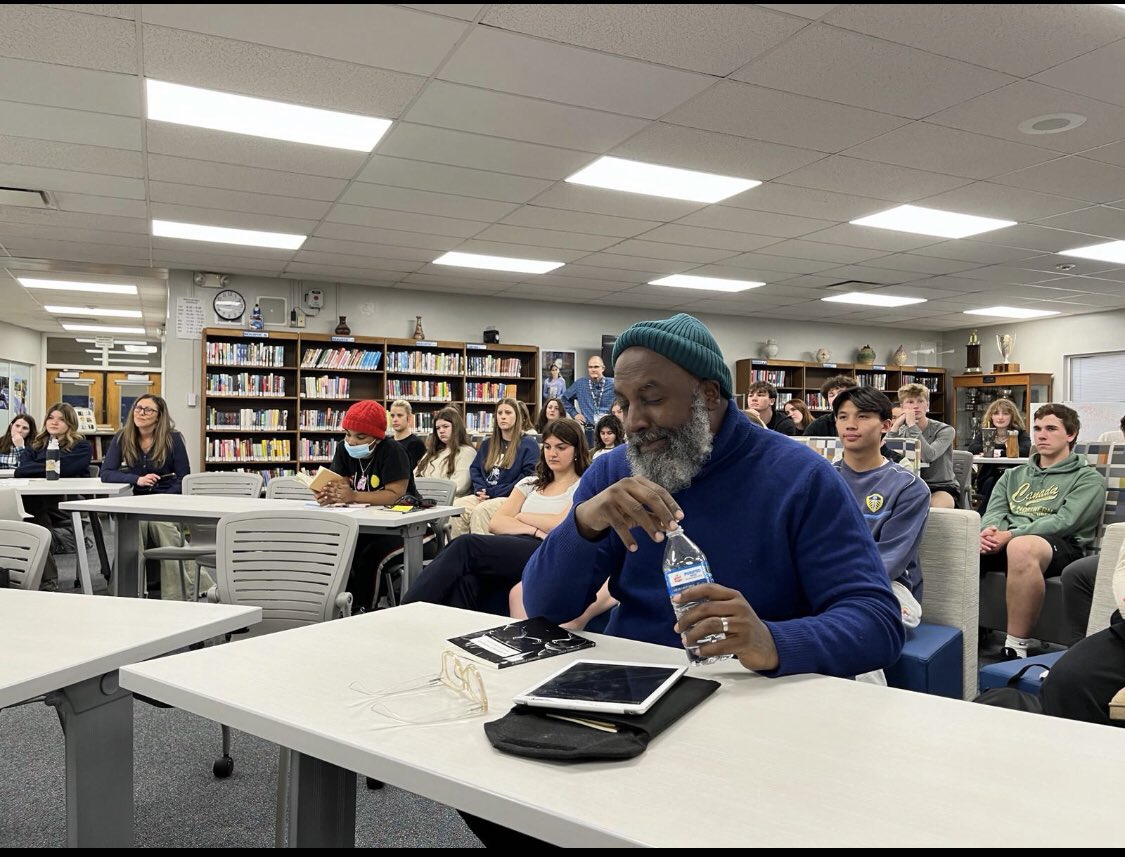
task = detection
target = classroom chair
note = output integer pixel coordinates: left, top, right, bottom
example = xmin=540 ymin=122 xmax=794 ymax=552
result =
xmin=371 ymin=476 xmax=457 ymax=608
xmin=0 ymin=519 xmax=52 ymax=590
xmin=951 ymin=449 xmax=974 ymax=510
xmin=264 ymin=475 xmax=315 ymax=501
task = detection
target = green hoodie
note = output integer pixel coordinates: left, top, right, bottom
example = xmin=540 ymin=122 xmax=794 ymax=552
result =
xmin=981 ymin=451 xmax=1106 ymax=547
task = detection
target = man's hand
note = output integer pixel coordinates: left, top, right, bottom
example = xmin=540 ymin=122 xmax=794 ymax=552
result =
xmin=315 ymin=481 xmax=355 ymax=505
xmin=10 ymin=426 xmax=24 ymax=448
xmin=673 ymin=583 xmax=779 ymax=672
xmin=979 ymin=525 xmax=1012 ymax=554
xmin=136 ymin=473 xmax=160 ymax=488
xmin=904 ymin=409 xmax=918 ymax=428
xmin=890 ymin=414 xmax=907 ymax=431
xmin=574 ymin=412 xmax=587 ymax=425
xmin=573 ymin=476 xmax=683 ymax=551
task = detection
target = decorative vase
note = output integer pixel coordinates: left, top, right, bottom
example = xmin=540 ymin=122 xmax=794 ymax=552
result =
xmin=335 ymin=315 xmax=351 ymax=336
xmin=814 ymin=347 xmax=831 ymax=365
xmin=856 ymin=344 xmax=876 ymax=366
xmin=413 ymin=315 xmax=425 ymax=340
xmin=891 ymin=344 xmax=910 ymax=367
xmin=762 ymin=339 xmax=780 ymax=359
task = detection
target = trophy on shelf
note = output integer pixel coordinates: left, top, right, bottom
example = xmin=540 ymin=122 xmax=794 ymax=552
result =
xmin=994 ymin=333 xmax=1019 ymax=372
xmin=965 ymin=330 xmax=982 ymax=374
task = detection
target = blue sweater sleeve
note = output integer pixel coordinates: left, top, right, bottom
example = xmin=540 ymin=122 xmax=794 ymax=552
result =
xmin=875 ymin=479 xmax=930 ymax=585
xmin=561 ymin=381 xmax=580 ymax=417
xmin=469 ymin=441 xmax=487 ymax=492
xmin=100 ymin=436 xmax=137 ymax=485
xmin=15 ymin=439 xmax=93 ymax=478
xmin=153 ymin=433 xmax=191 ymax=494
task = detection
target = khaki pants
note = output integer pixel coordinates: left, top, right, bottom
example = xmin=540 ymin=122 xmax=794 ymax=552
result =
xmin=144 ymin=520 xmax=216 ymax=601
xmin=450 ymin=496 xmax=508 ymax=538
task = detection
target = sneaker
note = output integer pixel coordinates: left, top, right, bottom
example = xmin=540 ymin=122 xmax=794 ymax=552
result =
xmin=39 ymin=579 xmax=59 ymax=593
xmin=999 ymin=646 xmax=1026 ymax=661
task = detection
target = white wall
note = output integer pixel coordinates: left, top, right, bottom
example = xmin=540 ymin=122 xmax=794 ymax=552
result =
xmin=0 ymin=318 xmax=45 ymax=416
xmin=945 ymin=308 xmax=1125 ymax=399
xmin=165 ymin=269 xmax=949 ymax=468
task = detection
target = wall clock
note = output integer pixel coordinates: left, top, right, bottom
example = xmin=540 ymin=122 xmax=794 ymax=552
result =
xmin=213 ymin=289 xmax=246 ymax=322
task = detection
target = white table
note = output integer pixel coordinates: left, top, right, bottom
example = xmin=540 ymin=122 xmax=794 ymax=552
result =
xmin=0 ymin=589 xmax=260 ymax=847
xmin=1 ymin=477 xmax=131 ymax=594
xmin=971 ymin=456 xmax=1028 ymax=466
xmin=59 ymin=495 xmax=458 ymax=598
xmin=121 ymin=603 xmax=1125 ymax=847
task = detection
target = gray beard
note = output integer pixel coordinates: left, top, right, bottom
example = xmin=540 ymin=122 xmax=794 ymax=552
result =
xmin=626 ymin=391 xmax=713 ymax=493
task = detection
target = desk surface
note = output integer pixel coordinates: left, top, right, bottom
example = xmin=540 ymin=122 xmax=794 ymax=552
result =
xmin=0 ymin=477 xmax=130 ymax=495
xmin=971 ymin=456 xmax=1029 ymax=465
xmin=120 ymin=603 xmax=1125 ymax=847
xmin=59 ymin=494 xmax=457 ymax=528
xmin=0 ymin=589 xmax=260 ymax=707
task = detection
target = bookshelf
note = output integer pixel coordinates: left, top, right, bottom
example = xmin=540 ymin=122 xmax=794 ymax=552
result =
xmin=735 ymin=359 xmax=948 ymax=422
xmin=201 ymin=330 xmax=539 ymax=478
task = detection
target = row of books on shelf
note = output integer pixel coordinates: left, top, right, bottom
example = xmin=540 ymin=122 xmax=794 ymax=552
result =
xmin=902 ymin=374 xmax=941 ymax=391
xmin=464 ymin=411 xmax=495 ymax=433
xmin=386 ymin=380 xmax=455 ymax=401
xmin=302 ymin=376 xmax=350 ymax=398
xmin=854 ymin=373 xmax=889 ymax=390
xmin=206 ymin=407 xmax=289 ymax=430
xmin=300 ymin=348 xmax=382 ymax=370
xmin=465 ymin=382 xmax=518 ymax=402
xmin=206 ymin=342 xmax=288 ymax=367
xmin=466 ymin=356 xmax=524 ymax=377
xmin=746 ymin=369 xmax=791 ymax=386
xmin=206 ymin=373 xmax=287 ymax=396
xmin=386 ymin=350 xmax=462 ymax=374
xmin=299 ymin=438 xmax=338 ymax=459
xmin=205 ymin=437 xmax=292 ymax=462
xmin=298 ymin=408 xmax=345 ymax=431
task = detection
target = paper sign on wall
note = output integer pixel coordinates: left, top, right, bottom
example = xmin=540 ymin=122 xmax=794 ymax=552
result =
xmin=176 ymin=297 xmax=205 ymax=340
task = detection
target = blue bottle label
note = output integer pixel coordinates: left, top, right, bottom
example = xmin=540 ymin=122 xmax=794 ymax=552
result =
xmin=664 ymin=562 xmax=712 ymax=596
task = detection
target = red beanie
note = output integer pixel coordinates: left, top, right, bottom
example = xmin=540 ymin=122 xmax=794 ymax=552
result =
xmin=342 ymin=400 xmax=387 ymax=439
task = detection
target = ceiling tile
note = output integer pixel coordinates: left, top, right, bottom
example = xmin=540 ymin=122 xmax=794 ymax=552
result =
xmin=0 ymin=133 xmax=144 ymax=177
xmin=311 ymin=222 xmax=462 ymax=251
xmin=501 ymin=205 xmax=659 ymax=238
xmin=440 ymin=238 xmax=585 ymax=263
xmin=520 ymin=183 xmax=704 ymax=221
xmin=1032 ymin=207 xmax=1125 ymax=242
xmin=148 ymin=202 xmax=317 ymax=236
xmin=718 ymin=253 xmax=838 ymax=275
xmin=471 ymin=224 xmax=619 ymax=252
xmin=146 ymin=154 xmax=347 ymax=201
xmin=338 ymin=183 xmax=519 ymax=222
xmin=1032 ymin=39 xmax=1125 ymax=109
xmin=992 ymin=157 xmax=1125 ymax=204
xmin=399 ymin=6 xmax=485 ymax=22
xmin=0 ymin=5 xmax=137 ymax=73
xmin=600 ymin=240 xmax=736 ymax=265
xmin=721 ymin=182 xmax=888 ymax=221
xmin=964 ymin=224 xmax=1096 ymax=254
xmin=731 ymin=24 xmax=1013 ymax=119
xmin=300 ymin=237 xmax=438 ymax=264
xmin=148 ymin=181 xmax=332 ymax=221
xmin=676 ymin=207 xmax=834 ymax=238
xmin=758 ymin=239 xmax=888 ymax=265
xmin=325 ymin=204 xmax=487 ymax=239
xmin=0 ymin=99 xmax=141 ymax=149
xmin=916 ymin=181 xmax=1088 ymax=222
xmin=801 ymin=223 xmax=943 ymax=253
xmin=775 ymin=156 xmax=971 ymax=202
xmin=0 ymin=163 xmax=144 ymax=199
xmin=632 ymin=225 xmax=782 ymax=253
xmin=0 ymin=56 xmax=138 ymax=115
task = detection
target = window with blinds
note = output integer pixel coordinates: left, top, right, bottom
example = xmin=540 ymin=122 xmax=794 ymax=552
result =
xmin=1069 ymin=351 xmax=1125 ymax=401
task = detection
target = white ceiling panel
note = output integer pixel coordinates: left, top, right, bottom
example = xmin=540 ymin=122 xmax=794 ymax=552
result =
xmin=757 ymin=239 xmax=888 ymax=265
xmin=717 ymin=253 xmax=838 ymax=275
xmin=437 ymin=27 xmax=714 ymax=119
xmin=338 ymin=183 xmax=520 ymax=222
xmin=521 ymin=184 xmax=704 ymax=222
xmin=146 ymin=154 xmax=347 ymax=201
xmin=312 ymin=222 xmax=463 ymax=251
xmin=1032 ymin=206 xmax=1125 ymax=243
xmin=148 ymin=202 xmax=317 ymax=235
xmin=0 ymin=56 xmax=138 ymax=115
xmin=51 ymin=193 xmax=149 ymax=219
xmin=916 ymin=181 xmax=1088 ymax=222
xmin=147 ymin=181 xmax=333 ymax=221
xmin=0 ymin=134 xmax=144 ymax=177
xmin=677 ymin=207 xmax=834 ymax=238
xmin=720 ymin=182 xmax=888 ymax=221
xmin=1032 ymin=38 xmax=1125 ymax=109
xmin=299 ymin=238 xmax=439 ymax=264
xmin=775 ymin=156 xmax=972 ymax=202
xmin=0 ymin=5 xmax=137 ymax=73
xmin=0 ymin=205 xmax=146 ymax=234
xmin=325 ymin=205 xmax=487 ymax=239
xmin=0 ymin=99 xmax=141 ymax=149
xmin=601 ymin=240 xmax=737 ymax=265
xmin=470 ymin=224 xmax=620 ymax=253
xmin=0 ymin=163 xmax=145 ymax=199
xmin=288 ymin=251 xmax=423 ymax=275
xmin=501 ymin=206 xmax=659 ymax=239
xmin=441 ymin=238 xmax=586 ymax=264
xmin=801 ymin=223 xmax=942 ymax=253
xmin=993 ymin=157 xmax=1125 ymax=204
xmin=633 ymin=225 xmax=782 ymax=254
xmin=399 ymin=6 xmax=485 ymax=22
xmin=732 ymin=24 xmax=1013 ymax=119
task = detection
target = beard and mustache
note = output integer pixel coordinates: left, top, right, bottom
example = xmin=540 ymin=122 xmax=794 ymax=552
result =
xmin=625 ymin=389 xmax=713 ymax=493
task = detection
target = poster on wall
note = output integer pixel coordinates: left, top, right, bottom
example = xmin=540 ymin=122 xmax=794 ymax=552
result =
xmin=541 ymin=350 xmax=575 ymax=401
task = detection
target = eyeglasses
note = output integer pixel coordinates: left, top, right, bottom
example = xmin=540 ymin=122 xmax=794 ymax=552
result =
xmin=133 ymin=406 xmax=158 ymax=415
xmin=350 ymin=650 xmax=488 ymax=727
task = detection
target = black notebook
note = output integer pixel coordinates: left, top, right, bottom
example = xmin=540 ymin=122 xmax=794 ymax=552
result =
xmin=447 ymin=616 xmax=594 ymax=669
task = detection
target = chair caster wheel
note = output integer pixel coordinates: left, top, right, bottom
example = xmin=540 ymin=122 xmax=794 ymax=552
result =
xmin=213 ymin=755 xmax=234 ymax=778
xmin=366 ymin=777 xmax=384 ymax=790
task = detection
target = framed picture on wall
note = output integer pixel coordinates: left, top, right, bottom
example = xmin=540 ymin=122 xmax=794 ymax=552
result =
xmin=541 ymin=350 xmax=575 ymax=401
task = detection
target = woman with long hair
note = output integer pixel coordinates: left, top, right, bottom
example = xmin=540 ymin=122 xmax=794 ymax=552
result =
xmin=415 ymin=406 xmax=475 ymax=496
xmin=967 ymin=397 xmax=1030 ymax=511
xmin=535 ymin=397 xmax=566 ymax=434
xmin=451 ymin=398 xmax=538 ymax=538
xmin=0 ymin=413 xmax=36 ymax=470
xmin=783 ymin=398 xmax=813 ymax=433
xmin=591 ymin=413 xmax=625 ymax=459
xmin=14 ymin=403 xmax=93 ymax=591
xmin=101 ymin=394 xmax=195 ymax=599
xmin=404 ymin=418 xmax=589 ymax=614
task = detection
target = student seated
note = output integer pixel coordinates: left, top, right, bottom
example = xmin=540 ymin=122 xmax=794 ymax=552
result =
xmin=100 ymin=394 xmax=196 ymax=599
xmin=746 ymin=380 xmax=796 ymax=435
xmin=832 ymin=387 xmax=929 ymax=637
xmin=414 ymin=407 xmax=476 ymax=496
xmin=0 ymin=414 xmax=36 ymax=471
xmin=403 ymin=418 xmax=588 ymax=614
xmin=388 ymin=399 xmax=426 ymax=469
xmin=451 ymin=398 xmax=538 ymax=539
xmin=1097 ymin=414 xmax=1125 ymax=444
xmin=980 ymin=403 xmax=1106 ymax=660
xmin=783 ymin=398 xmax=812 ymax=433
xmin=966 ymin=397 xmax=1031 ymax=512
xmin=535 ymin=397 xmax=565 ymax=435
xmin=591 ymin=413 xmax=625 ymax=459
xmin=803 ymin=375 xmax=857 ymax=437
xmin=887 ymin=383 xmax=957 ymax=508
xmin=314 ymin=400 xmax=416 ymax=613
xmin=14 ymin=402 xmax=93 ymax=591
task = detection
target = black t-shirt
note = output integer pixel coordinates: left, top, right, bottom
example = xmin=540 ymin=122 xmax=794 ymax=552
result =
xmin=328 ymin=438 xmax=416 ymax=499
xmin=766 ymin=409 xmax=797 ymax=436
xmin=395 ymin=433 xmax=426 ymax=469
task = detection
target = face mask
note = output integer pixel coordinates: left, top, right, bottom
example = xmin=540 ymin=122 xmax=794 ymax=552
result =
xmin=344 ymin=440 xmax=374 ymax=459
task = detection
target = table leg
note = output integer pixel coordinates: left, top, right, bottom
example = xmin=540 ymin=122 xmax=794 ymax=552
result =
xmin=400 ymin=522 xmax=428 ymax=593
xmin=70 ymin=511 xmax=93 ymax=596
xmin=112 ymin=515 xmax=142 ymax=598
xmin=287 ymin=751 xmax=356 ymax=848
xmin=45 ymin=672 xmax=134 ymax=848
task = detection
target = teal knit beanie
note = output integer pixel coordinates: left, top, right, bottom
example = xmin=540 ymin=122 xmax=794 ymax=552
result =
xmin=611 ymin=313 xmax=732 ymax=399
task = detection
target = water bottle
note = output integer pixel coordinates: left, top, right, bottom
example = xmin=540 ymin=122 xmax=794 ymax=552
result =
xmin=45 ymin=437 xmax=60 ymax=481
xmin=662 ymin=528 xmax=732 ymax=666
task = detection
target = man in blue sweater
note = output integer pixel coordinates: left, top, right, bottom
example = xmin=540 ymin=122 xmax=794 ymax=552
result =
xmin=522 ymin=314 xmax=904 ymax=678
xmin=831 ymin=385 xmax=930 ymax=628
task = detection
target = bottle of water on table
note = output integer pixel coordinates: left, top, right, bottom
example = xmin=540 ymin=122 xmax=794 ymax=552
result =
xmin=662 ymin=528 xmax=732 ymax=666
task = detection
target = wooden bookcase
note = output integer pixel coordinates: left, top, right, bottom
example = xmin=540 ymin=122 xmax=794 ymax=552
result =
xmin=200 ymin=330 xmax=539 ymax=478
xmin=735 ymin=358 xmax=948 ymax=422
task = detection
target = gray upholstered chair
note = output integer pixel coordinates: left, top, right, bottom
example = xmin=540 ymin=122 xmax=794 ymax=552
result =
xmin=0 ymin=519 xmax=53 ymax=590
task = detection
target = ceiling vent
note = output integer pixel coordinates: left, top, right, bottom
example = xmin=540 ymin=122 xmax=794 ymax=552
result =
xmin=0 ymin=187 xmax=55 ymax=209
xmin=823 ymin=280 xmax=890 ymax=291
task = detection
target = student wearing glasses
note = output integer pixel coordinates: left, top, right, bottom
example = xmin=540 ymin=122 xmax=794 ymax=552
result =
xmin=101 ymin=394 xmax=195 ymax=598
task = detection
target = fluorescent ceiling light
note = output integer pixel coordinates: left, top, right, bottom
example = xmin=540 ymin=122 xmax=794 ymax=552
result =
xmin=45 ymin=305 xmax=142 ymax=318
xmin=19 ymin=278 xmax=137 ymax=295
xmin=61 ymin=323 xmax=147 ymax=334
xmin=649 ymin=274 xmax=764 ymax=293
xmin=821 ymin=292 xmax=927 ymax=307
xmin=1059 ymin=240 xmax=1125 ymax=264
xmin=105 ymin=359 xmax=150 ymax=364
xmin=433 ymin=251 xmax=563 ymax=274
xmin=123 ymin=345 xmax=158 ymax=354
xmin=850 ymin=204 xmax=1015 ymax=238
xmin=85 ymin=349 xmax=146 ymax=357
xmin=152 ymin=219 xmax=306 ymax=250
xmin=74 ymin=338 xmax=148 ymax=345
xmin=146 ymin=79 xmax=391 ymax=152
xmin=566 ymin=156 xmax=760 ymax=203
xmin=963 ymin=306 xmax=1060 ymax=319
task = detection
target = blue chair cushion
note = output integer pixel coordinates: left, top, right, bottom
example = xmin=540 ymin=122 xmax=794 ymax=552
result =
xmin=978 ymin=651 xmax=1065 ymax=696
xmin=884 ymin=623 xmax=963 ymax=699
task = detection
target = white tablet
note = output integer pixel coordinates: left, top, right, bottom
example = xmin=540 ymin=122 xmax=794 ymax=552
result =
xmin=513 ymin=659 xmax=687 ymax=716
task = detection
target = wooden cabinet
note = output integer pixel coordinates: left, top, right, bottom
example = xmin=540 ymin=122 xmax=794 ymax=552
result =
xmin=952 ymin=372 xmax=1053 ymax=448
